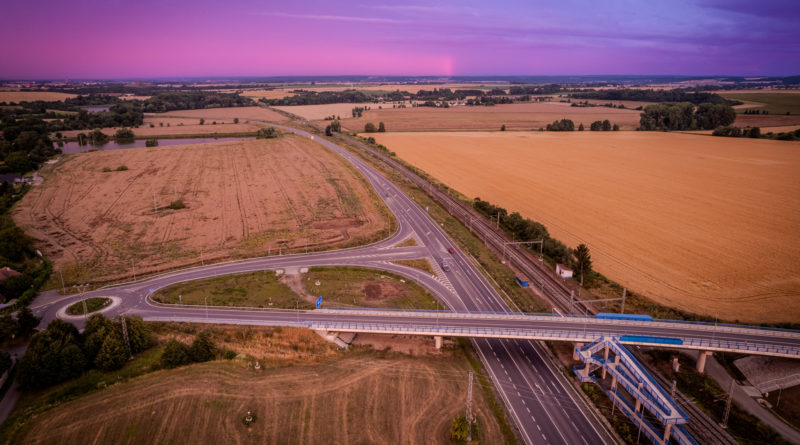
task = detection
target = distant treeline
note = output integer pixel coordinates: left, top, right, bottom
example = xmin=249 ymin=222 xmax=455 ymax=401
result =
xmin=141 ymin=91 xmax=253 ymax=112
xmin=570 ymin=88 xmax=740 ymax=106
xmin=0 ymin=116 xmax=59 ymax=172
xmin=639 ymin=103 xmax=735 ymax=130
xmin=713 ymin=126 xmax=800 ymax=141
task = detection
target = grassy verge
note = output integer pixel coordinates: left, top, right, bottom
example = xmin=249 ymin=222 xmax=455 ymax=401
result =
xmin=394 ymin=237 xmax=417 ymax=247
xmin=457 ymin=338 xmax=519 ymax=445
xmin=765 ymin=386 xmax=800 ymax=431
xmin=305 ymin=266 xmax=439 ymax=310
xmin=391 ymin=258 xmax=435 ymax=275
xmin=65 ymin=297 xmax=111 ymax=315
xmin=580 ymin=383 xmax=642 ymax=444
xmin=152 ymin=271 xmax=303 ymax=308
xmin=642 ymin=350 xmax=792 ymax=445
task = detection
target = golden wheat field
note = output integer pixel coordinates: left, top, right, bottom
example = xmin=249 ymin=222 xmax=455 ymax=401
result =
xmin=0 ymin=91 xmax=77 ymax=102
xmin=369 ymin=131 xmax=800 ymax=322
xmin=343 ymin=102 xmax=643 ymax=131
xmin=13 ymin=136 xmax=391 ymax=284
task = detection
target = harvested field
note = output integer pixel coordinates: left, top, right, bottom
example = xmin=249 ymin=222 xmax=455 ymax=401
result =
xmin=13 ymin=135 xmax=392 ymax=284
xmin=13 ymin=352 xmax=502 ymax=445
xmin=59 ymin=116 xmax=261 ymax=138
xmin=0 ymin=91 xmax=76 ymax=102
xmin=341 ymin=102 xmax=642 ymax=131
xmin=273 ymin=103 xmax=390 ymax=121
xmin=370 ymin=131 xmax=800 ymax=322
xmin=160 ymin=106 xmax=288 ymax=122
xmin=734 ymin=113 xmax=800 ymax=128
xmin=721 ymin=90 xmax=800 ymax=115
xmin=239 ymin=89 xmax=298 ymax=100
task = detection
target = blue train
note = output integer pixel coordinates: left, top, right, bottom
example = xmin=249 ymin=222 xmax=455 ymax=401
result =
xmin=596 ymin=313 xmax=653 ymax=322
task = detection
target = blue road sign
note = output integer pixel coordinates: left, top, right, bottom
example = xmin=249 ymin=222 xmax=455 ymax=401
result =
xmin=425 ymin=206 xmax=429 ymax=212
xmin=149 ymin=289 xmax=154 ymax=293
xmin=316 ymin=297 xmax=323 ymax=308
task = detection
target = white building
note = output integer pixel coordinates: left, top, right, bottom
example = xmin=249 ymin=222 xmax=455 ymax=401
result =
xmin=556 ymin=264 xmax=573 ymax=279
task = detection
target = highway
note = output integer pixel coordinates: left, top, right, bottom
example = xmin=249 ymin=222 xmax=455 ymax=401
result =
xmin=30 ymin=121 xmax=800 ymax=443
xmin=33 ymin=121 xmax=615 ymax=445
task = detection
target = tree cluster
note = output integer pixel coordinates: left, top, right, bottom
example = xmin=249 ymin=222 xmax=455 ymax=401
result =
xmin=0 ymin=306 xmax=40 ymax=344
xmin=589 ymin=120 xmax=618 ymax=131
xmin=256 ymin=127 xmax=280 ymax=138
xmin=712 ymin=126 xmax=761 ymax=138
xmin=16 ymin=315 xmax=154 ymax=389
xmin=161 ymin=331 xmax=217 ymax=368
xmin=50 ymin=103 xmax=144 ymax=131
xmin=0 ymin=117 xmax=59 ymax=173
xmin=141 ymin=91 xmax=253 ymax=113
xmin=546 ymin=119 xmax=575 ymax=131
xmin=638 ymin=102 xmax=736 ymax=131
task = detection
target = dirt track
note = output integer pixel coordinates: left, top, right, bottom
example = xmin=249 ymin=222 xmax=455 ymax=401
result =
xmin=371 ymin=131 xmax=800 ymax=322
xmin=13 ymin=136 xmax=391 ymax=283
xmin=14 ymin=353 xmax=501 ymax=444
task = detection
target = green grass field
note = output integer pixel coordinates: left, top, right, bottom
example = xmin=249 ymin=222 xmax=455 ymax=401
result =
xmin=151 ymin=271 xmax=304 ymax=308
xmin=304 ymin=266 xmax=439 ymax=309
xmin=721 ymin=92 xmax=800 ymax=115
xmin=65 ymin=297 xmax=111 ymax=315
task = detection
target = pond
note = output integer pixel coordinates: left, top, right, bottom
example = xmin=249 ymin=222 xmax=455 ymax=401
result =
xmin=56 ymin=137 xmax=255 ymax=154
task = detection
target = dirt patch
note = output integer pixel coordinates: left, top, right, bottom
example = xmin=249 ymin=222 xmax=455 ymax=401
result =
xmin=371 ymin=131 xmax=800 ymax=323
xmin=13 ymin=136 xmax=391 ymax=284
xmin=352 ymin=333 xmax=453 ymax=355
xmin=340 ymin=101 xmax=643 ymax=131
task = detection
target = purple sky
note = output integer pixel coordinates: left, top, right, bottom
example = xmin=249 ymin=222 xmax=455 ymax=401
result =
xmin=1 ymin=0 xmax=798 ymax=79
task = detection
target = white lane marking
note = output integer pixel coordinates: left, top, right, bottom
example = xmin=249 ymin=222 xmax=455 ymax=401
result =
xmin=526 ymin=407 xmax=531 ymax=413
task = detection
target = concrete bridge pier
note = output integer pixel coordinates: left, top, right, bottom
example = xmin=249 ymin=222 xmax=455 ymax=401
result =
xmin=663 ymin=423 xmax=673 ymax=443
xmin=434 ymin=335 xmax=443 ymax=349
xmin=573 ymin=343 xmax=584 ymax=361
xmin=696 ymin=351 xmax=712 ymax=374
xmin=601 ymin=346 xmax=610 ymax=379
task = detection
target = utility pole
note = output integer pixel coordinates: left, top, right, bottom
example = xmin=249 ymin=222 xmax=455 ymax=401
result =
xmin=131 ymin=259 xmax=136 ymax=281
xmin=59 ymin=270 xmax=66 ymax=294
xmin=153 ymin=191 xmax=157 ymax=213
xmin=721 ymin=378 xmax=735 ymax=428
xmin=205 ymin=295 xmax=209 ymax=319
xmin=466 ymin=370 xmax=474 ymax=442
xmin=621 ymin=288 xmax=627 ymax=314
xmin=120 ymin=316 xmax=133 ymax=359
xmin=495 ymin=212 xmax=500 ymax=229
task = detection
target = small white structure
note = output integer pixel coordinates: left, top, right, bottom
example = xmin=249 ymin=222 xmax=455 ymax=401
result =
xmin=556 ymin=264 xmax=573 ymax=279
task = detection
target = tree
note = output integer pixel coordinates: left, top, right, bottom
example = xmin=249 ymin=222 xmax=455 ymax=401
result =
xmin=329 ymin=120 xmax=341 ymax=132
xmin=145 ymin=138 xmax=158 ymax=147
xmin=82 ymin=314 xmax=112 ymax=364
xmin=234 ymin=118 xmax=239 ymax=124
xmin=4 ymin=152 xmax=33 ymax=172
xmin=612 ymin=123 xmax=620 ymax=131
xmin=364 ymin=122 xmax=377 ymax=133
xmin=0 ymin=351 xmax=11 ymax=375
xmin=501 ymin=124 xmax=507 ymax=131
xmin=590 ymin=120 xmax=603 ymax=131
xmin=578 ymin=123 xmax=584 ymax=131
xmin=189 ymin=331 xmax=216 ymax=363
xmin=574 ymin=244 xmax=593 ymax=286
xmin=95 ymin=331 xmax=128 ymax=371
xmin=123 ymin=316 xmax=154 ymax=353
xmin=546 ymin=119 xmax=575 ymax=131
xmin=0 ymin=314 xmax=17 ymax=343
xmin=87 ymin=129 xmax=109 ymax=145
xmin=16 ymin=306 xmax=40 ymax=337
xmin=325 ymin=125 xmax=333 ymax=136
xmin=378 ymin=122 xmax=386 ymax=132
xmin=161 ymin=339 xmax=191 ymax=368
xmin=602 ymin=120 xmax=611 ymax=131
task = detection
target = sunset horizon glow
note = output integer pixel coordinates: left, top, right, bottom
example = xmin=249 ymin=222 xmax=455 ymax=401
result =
xmin=1 ymin=0 xmax=798 ymax=79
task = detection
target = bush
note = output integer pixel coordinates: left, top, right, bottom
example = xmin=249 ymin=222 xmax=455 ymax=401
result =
xmin=189 ymin=331 xmax=216 ymax=363
xmin=114 ymin=128 xmax=135 ymax=141
xmin=224 ymin=349 xmax=237 ymax=360
xmin=169 ymin=199 xmax=185 ymax=210
xmin=364 ymin=122 xmax=377 ymax=133
xmin=199 ymin=118 xmax=205 ymax=125
xmin=145 ymin=138 xmax=158 ymax=147
xmin=378 ymin=122 xmax=386 ymax=132
xmin=17 ymin=319 xmax=86 ymax=388
xmin=115 ymin=165 xmax=128 ymax=171
xmin=256 ymin=127 xmax=279 ymax=139
xmin=161 ymin=339 xmax=191 ymax=368
xmin=94 ymin=332 xmax=129 ymax=371
xmin=102 ymin=167 xmax=112 ymax=172
xmin=87 ymin=129 xmax=109 ymax=145
xmin=450 ymin=416 xmax=469 ymax=440
xmin=234 ymin=118 xmax=239 ymax=124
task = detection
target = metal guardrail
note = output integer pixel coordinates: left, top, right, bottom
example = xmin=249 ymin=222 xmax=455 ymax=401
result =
xmin=308 ymin=320 xmax=800 ymax=357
